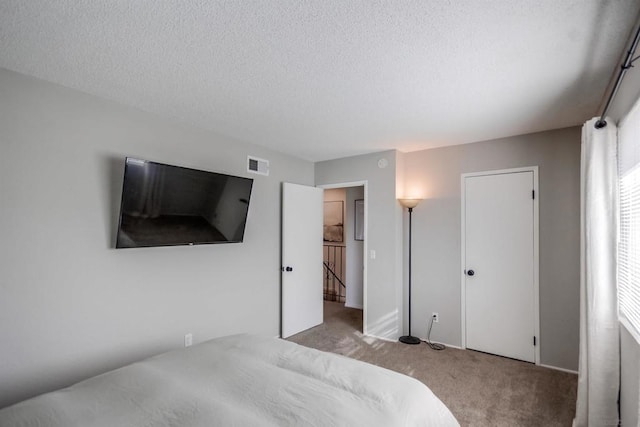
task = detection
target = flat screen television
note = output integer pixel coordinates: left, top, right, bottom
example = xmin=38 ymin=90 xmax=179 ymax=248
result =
xmin=116 ymin=158 xmax=253 ymax=248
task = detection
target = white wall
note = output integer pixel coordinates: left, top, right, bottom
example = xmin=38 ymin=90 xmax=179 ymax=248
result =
xmin=403 ymin=127 xmax=581 ymax=371
xmin=316 ymin=151 xmax=403 ymax=339
xmin=345 ymin=186 xmax=364 ymax=309
xmin=0 ymin=68 xmax=314 ymax=408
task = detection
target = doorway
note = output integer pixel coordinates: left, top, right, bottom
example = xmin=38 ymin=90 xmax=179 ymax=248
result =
xmin=320 ymin=182 xmax=367 ymax=333
xmin=461 ymin=167 xmax=540 ymax=364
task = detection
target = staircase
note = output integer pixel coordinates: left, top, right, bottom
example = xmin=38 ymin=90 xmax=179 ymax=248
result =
xmin=323 ymin=244 xmax=346 ymax=303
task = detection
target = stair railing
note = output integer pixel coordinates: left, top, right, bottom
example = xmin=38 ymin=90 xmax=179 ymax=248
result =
xmin=323 ymin=244 xmax=346 ymax=302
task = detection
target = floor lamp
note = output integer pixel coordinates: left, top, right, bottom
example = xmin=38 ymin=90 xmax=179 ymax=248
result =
xmin=399 ymin=198 xmax=423 ymax=345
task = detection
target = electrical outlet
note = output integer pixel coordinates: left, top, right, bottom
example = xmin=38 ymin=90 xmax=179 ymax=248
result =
xmin=432 ymin=313 xmax=439 ymax=323
xmin=184 ymin=333 xmax=193 ymax=347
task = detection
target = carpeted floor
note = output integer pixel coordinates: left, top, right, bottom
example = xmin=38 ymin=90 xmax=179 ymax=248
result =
xmin=287 ymin=301 xmax=578 ymax=427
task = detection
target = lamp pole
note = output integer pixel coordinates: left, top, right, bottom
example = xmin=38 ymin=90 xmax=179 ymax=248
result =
xmin=399 ymin=199 xmax=422 ymax=345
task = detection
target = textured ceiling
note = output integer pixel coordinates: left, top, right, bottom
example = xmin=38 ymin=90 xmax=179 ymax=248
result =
xmin=1 ymin=1 xmax=639 ymax=161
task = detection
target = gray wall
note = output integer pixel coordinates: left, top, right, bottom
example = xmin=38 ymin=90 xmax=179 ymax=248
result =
xmin=620 ymin=326 xmax=640 ymax=426
xmin=0 ymin=68 xmax=314 ymax=408
xmin=607 ymin=22 xmax=640 ymax=124
xmin=316 ymin=151 xmax=404 ymax=339
xmin=403 ymin=127 xmax=581 ymax=370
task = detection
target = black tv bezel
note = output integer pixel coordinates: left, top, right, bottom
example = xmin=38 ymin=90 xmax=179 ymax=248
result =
xmin=115 ymin=157 xmax=253 ymax=249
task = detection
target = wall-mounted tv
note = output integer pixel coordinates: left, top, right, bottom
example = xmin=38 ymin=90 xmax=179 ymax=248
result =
xmin=116 ymin=158 xmax=253 ymax=248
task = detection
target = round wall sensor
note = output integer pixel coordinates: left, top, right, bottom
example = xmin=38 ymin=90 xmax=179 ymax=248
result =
xmin=377 ymin=158 xmax=388 ymax=169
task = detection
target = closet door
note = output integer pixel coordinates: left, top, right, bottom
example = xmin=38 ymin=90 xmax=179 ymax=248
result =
xmin=463 ymin=170 xmax=536 ymax=363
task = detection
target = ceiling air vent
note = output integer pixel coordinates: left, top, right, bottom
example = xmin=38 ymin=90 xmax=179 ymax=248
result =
xmin=247 ymin=156 xmax=269 ymax=176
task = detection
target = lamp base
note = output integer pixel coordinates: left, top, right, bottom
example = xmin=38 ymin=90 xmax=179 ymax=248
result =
xmin=399 ymin=335 xmax=421 ymax=345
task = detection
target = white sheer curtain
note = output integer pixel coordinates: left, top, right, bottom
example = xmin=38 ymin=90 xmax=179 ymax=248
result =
xmin=573 ymin=117 xmax=620 ymax=427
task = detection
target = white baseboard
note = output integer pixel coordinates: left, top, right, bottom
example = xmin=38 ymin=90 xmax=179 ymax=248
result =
xmin=335 ymin=330 xmax=577 ymax=373
xmin=344 ymin=303 xmax=363 ymax=310
xmin=426 ymin=340 xmax=463 ymax=350
xmin=539 ymin=363 xmax=578 ymax=375
xmin=423 ymin=343 xmax=577 ymax=370
xmin=362 ymin=334 xmax=463 ymax=349
xmin=368 ymin=335 xmax=397 ymax=343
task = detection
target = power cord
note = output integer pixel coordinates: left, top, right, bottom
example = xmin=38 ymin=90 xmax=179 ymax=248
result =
xmin=425 ymin=315 xmax=445 ymax=351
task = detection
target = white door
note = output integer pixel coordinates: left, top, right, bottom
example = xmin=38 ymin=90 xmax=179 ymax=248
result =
xmin=464 ymin=171 xmax=536 ymax=362
xmin=281 ymin=182 xmax=323 ymax=338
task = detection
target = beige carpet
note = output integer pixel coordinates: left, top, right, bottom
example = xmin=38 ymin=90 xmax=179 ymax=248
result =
xmin=287 ymin=301 xmax=577 ymax=427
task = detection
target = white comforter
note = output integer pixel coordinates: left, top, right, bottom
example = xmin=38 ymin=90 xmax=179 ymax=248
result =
xmin=0 ymin=334 xmax=459 ymax=426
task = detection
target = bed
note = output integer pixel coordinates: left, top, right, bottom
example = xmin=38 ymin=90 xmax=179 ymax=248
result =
xmin=0 ymin=334 xmax=459 ymax=426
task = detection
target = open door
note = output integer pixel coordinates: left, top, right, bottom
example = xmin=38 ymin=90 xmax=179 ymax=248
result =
xmin=281 ymin=182 xmax=323 ymax=338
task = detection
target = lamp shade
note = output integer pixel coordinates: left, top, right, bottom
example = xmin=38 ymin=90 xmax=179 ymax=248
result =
xmin=398 ymin=198 xmax=423 ymax=209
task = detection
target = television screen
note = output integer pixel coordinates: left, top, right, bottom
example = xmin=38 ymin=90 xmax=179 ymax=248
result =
xmin=116 ymin=158 xmax=253 ymax=248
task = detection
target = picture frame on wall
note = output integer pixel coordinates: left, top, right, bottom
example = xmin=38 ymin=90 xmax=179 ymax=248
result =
xmin=354 ymin=199 xmax=364 ymax=241
xmin=323 ymin=201 xmax=343 ymax=242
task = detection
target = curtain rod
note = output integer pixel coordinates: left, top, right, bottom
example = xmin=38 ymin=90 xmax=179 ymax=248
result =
xmin=595 ymin=23 xmax=640 ymax=129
